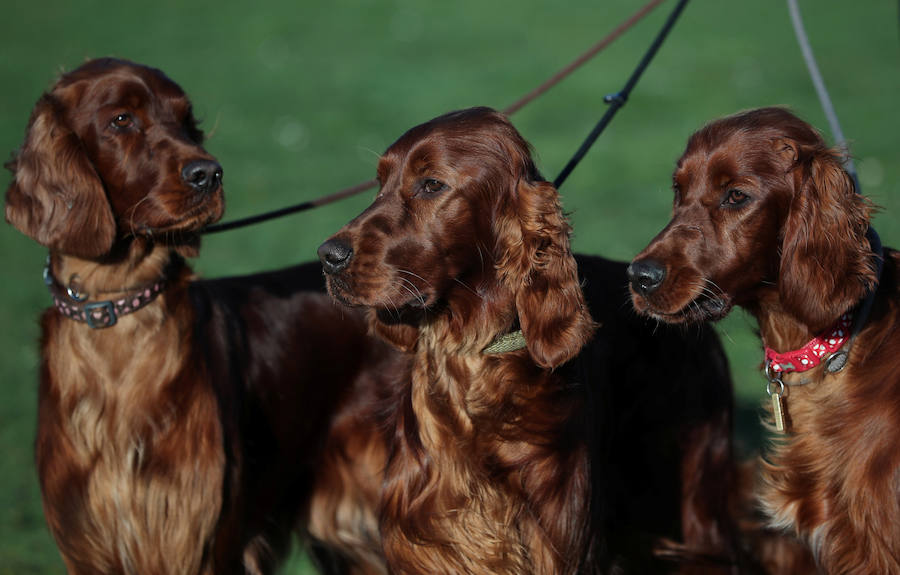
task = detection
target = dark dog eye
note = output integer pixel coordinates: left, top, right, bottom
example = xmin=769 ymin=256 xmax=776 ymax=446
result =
xmin=111 ymin=113 xmax=134 ymax=129
xmin=723 ymin=188 xmax=749 ymax=206
xmin=422 ymin=178 xmax=446 ymax=194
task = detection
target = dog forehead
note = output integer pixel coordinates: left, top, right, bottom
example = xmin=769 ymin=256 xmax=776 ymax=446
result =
xmin=677 ymin=130 xmax=775 ymax=187
xmin=56 ymin=61 xmax=189 ymax=117
xmin=377 ymin=108 xmax=528 ymax=188
xmin=383 ymin=108 xmax=510 ymax=162
xmin=378 ymin=134 xmax=462 ymax=180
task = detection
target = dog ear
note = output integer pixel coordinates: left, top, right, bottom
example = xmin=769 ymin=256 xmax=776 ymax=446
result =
xmin=779 ymin=147 xmax=877 ymax=332
xmin=5 ymin=94 xmax=116 ymax=259
xmin=498 ymin=178 xmax=595 ymax=369
xmin=368 ymin=308 xmax=419 ymax=353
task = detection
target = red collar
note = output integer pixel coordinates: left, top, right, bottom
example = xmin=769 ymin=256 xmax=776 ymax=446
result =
xmin=764 ymin=313 xmax=853 ymax=374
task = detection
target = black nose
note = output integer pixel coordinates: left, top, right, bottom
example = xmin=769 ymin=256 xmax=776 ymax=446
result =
xmin=318 ymin=238 xmax=353 ymax=274
xmin=182 ymin=160 xmax=223 ymax=193
xmin=627 ymin=259 xmax=667 ymax=296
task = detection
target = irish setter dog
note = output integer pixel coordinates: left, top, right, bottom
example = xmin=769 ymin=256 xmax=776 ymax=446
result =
xmin=628 ymin=107 xmax=899 ymax=574
xmin=319 ymin=107 xmax=746 ymax=574
xmin=5 ymin=58 xmax=400 ymax=574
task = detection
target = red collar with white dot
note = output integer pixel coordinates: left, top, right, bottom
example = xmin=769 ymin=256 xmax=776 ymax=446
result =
xmin=764 ymin=313 xmax=853 ymax=374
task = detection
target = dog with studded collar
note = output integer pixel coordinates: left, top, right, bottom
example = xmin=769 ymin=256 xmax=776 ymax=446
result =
xmin=6 ymin=58 xmax=400 ymax=574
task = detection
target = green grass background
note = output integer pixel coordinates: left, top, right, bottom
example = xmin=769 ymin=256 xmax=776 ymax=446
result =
xmin=1 ymin=1 xmax=897 ymax=572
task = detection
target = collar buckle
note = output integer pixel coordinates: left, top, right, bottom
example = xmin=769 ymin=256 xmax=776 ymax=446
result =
xmin=83 ymin=301 xmax=118 ymax=329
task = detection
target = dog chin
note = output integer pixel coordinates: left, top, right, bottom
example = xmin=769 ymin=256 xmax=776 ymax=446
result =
xmin=152 ymin=204 xmax=224 ymax=237
xmin=324 ymin=279 xmax=362 ymax=308
xmin=375 ymin=305 xmax=428 ymax=327
xmin=191 ymin=202 xmax=225 ymax=230
xmin=640 ymin=295 xmax=732 ymax=325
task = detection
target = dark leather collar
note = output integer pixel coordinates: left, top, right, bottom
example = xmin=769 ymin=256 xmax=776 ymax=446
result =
xmin=43 ymin=258 xmax=167 ymax=329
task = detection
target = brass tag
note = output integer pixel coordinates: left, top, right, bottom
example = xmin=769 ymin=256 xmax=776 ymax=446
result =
xmin=771 ymin=392 xmax=786 ymax=432
xmin=765 ymin=365 xmax=787 ymax=433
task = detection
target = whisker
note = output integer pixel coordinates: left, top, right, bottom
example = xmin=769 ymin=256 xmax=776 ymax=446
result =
xmin=396 ymin=277 xmax=426 ymax=307
xmin=453 ymin=278 xmax=482 ymax=299
xmin=717 ymin=324 xmax=737 ymax=345
xmin=476 ymin=242 xmax=486 ymax=274
xmin=397 ymin=269 xmax=433 ymax=288
xmin=206 ymin=111 xmax=222 ymax=139
xmin=383 ymin=291 xmax=402 ymax=321
xmin=705 ymin=278 xmax=726 ymax=295
xmin=126 ymin=196 xmax=153 ymax=237
xmin=357 ymin=146 xmax=382 ymax=165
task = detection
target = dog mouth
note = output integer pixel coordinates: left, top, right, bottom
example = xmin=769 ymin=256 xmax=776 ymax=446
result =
xmin=180 ymin=190 xmax=225 ymax=228
xmin=325 ymin=272 xmax=437 ymax=315
xmin=157 ymin=199 xmax=225 ymax=235
xmin=655 ymin=296 xmax=731 ymax=323
xmin=634 ymin=286 xmax=733 ymax=324
xmin=131 ymin=190 xmax=225 ymax=239
xmin=323 ymin=275 xmax=360 ymax=307
xmin=374 ymin=305 xmax=429 ymax=327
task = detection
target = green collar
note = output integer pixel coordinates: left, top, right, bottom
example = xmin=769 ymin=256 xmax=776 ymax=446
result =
xmin=482 ymin=329 xmax=527 ymax=355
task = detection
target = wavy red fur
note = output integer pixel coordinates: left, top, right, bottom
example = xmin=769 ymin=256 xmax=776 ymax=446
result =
xmin=630 ymin=107 xmax=898 ymax=574
xmin=5 ymin=58 xmax=401 ymax=574
xmin=321 ymin=107 xmax=749 ymax=573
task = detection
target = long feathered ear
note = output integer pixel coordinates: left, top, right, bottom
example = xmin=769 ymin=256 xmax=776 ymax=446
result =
xmin=779 ymin=147 xmax=877 ymax=332
xmin=498 ymin=178 xmax=595 ymax=369
xmin=368 ymin=308 xmax=419 ymax=353
xmin=5 ymin=94 xmax=116 ymax=258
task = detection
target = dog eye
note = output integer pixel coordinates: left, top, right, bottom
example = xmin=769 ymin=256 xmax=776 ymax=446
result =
xmin=422 ymin=178 xmax=447 ymax=194
xmin=111 ymin=113 xmax=134 ymax=129
xmin=723 ymin=188 xmax=749 ymax=206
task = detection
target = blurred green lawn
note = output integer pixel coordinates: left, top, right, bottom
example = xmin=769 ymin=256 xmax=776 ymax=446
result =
xmin=1 ymin=1 xmax=897 ymax=572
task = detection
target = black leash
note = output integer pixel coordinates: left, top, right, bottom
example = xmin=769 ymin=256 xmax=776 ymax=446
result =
xmin=203 ymin=178 xmax=376 ymax=234
xmin=553 ymin=0 xmax=690 ymax=188
xmin=202 ymin=0 xmax=676 ymax=235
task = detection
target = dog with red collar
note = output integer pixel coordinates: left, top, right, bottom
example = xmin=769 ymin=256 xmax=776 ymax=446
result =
xmin=628 ymin=107 xmax=899 ymax=574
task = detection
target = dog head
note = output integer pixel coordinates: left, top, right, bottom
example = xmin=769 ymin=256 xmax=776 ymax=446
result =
xmin=5 ymin=58 xmax=224 ymax=260
xmin=628 ymin=107 xmax=876 ymax=332
xmin=319 ymin=107 xmax=593 ymax=368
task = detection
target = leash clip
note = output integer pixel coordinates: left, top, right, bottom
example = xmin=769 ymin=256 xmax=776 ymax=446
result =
xmin=603 ymin=92 xmax=627 ymax=106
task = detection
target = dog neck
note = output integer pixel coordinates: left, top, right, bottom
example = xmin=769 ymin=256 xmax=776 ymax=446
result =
xmin=754 ymin=275 xmax=882 ymax=384
xmin=416 ymin=279 xmax=520 ymax=352
xmin=750 ymin=291 xmax=853 ymax=392
xmin=46 ymin=241 xmax=188 ymax=330
xmin=42 ymin=242 xmax=197 ymax=418
xmin=389 ymin=313 xmax=584 ymax=574
xmin=755 ymin=228 xmax=885 ymax=371
xmin=414 ymin=307 xmax=524 ymax=425
xmin=50 ymin=240 xmax=174 ymax=295
xmin=753 ymin=291 xmax=821 ymax=357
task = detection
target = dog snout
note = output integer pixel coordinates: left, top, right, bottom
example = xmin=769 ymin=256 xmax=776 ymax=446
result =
xmin=627 ymin=259 xmax=666 ymax=296
xmin=318 ymin=238 xmax=354 ymax=274
xmin=181 ymin=159 xmax=223 ymax=194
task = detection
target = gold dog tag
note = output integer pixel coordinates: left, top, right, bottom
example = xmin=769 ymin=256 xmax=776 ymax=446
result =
xmin=765 ymin=365 xmax=787 ymax=432
xmin=771 ymin=393 xmax=786 ymax=432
